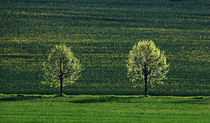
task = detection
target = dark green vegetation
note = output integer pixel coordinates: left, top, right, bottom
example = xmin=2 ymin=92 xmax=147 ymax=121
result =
xmin=0 ymin=0 xmax=209 ymax=95
xmin=0 ymin=94 xmax=210 ymax=122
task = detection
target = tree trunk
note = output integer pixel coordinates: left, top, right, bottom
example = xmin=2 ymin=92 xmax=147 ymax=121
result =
xmin=59 ymin=58 xmax=63 ymax=97
xmin=144 ymin=64 xmax=148 ymax=96
xmin=60 ymin=76 xmax=63 ymax=97
xmin=144 ymin=73 xmax=148 ymax=96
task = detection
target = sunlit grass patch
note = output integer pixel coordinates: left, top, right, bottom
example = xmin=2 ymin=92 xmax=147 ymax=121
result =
xmin=0 ymin=94 xmax=210 ymax=122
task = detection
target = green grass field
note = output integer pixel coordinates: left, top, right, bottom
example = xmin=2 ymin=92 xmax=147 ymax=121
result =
xmin=0 ymin=94 xmax=210 ymax=122
xmin=0 ymin=1 xmax=209 ymax=122
xmin=0 ymin=0 xmax=210 ymax=95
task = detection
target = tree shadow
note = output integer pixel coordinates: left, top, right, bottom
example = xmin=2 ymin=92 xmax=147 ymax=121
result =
xmin=71 ymin=96 xmax=144 ymax=103
xmin=0 ymin=95 xmax=42 ymax=101
xmin=169 ymin=0 xmax=183 ymax=2
xmin=170 ymin=97 xmax=209 ymax=104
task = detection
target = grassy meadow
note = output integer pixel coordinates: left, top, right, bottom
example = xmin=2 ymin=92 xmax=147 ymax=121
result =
xmin=0 ymin=0 xmax=210 ymax=95
xmin=0 ymin=94 xmax=210 ymax=122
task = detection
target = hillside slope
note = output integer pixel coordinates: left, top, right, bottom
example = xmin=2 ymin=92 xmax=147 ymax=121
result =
xmin=0 ymin=0 xmax=209 ymax=95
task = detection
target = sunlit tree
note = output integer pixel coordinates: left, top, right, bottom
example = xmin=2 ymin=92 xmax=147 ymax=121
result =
xmin=42 ymin=44 xmax=82 ymax=96
xmin=127 ymin=40 xmax=169 ymax=96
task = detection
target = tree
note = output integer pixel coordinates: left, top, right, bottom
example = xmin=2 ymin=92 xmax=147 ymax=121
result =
xmin=42 ymin=44 xmax=82 ymax=97
xmin=127 ymin=40 xmax=169 ymax=96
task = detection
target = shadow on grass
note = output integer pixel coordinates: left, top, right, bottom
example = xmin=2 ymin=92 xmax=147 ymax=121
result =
xmin=0 ymin=95 xmax=42 ymax=101
xmin=171 ymin=97 xmax=210 ymax=104
xmin=71 ymin=96 xmax=144 ymax=103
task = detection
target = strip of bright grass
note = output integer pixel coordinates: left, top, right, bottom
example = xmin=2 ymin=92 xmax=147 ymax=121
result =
xmin=0 ymin=94 xmax=210 ymax=122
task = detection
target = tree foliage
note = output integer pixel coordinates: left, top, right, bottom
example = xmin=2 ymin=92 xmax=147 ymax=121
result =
xmin=127 ymin=40 xmax=169 ymax=95
xmin=42 ymin=44 xmax=82 ymax=96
